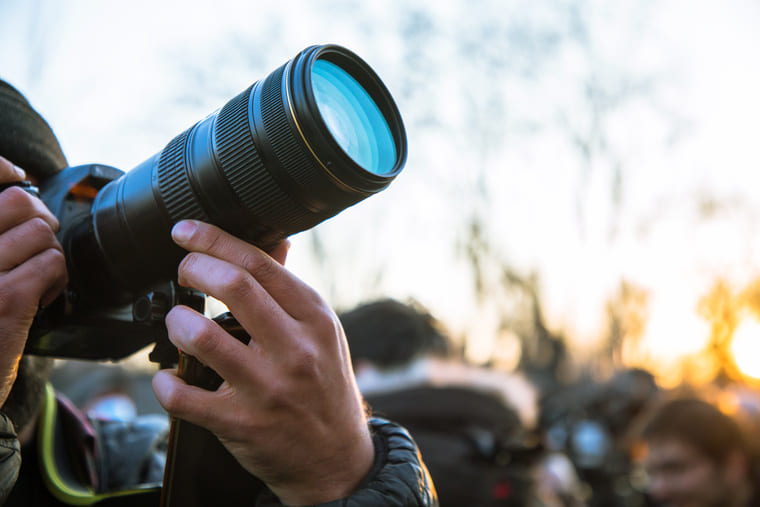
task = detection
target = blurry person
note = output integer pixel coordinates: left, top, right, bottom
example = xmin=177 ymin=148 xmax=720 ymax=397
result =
xmin=340 ymin=298 xmax=452 ymax=393
xmin=639 ymin=397 xmax=758 ymax=507
xmin=539 ymin=368 xmax=661 ymax=506
xmin=340 ymin=298 xmax=543 ymax=506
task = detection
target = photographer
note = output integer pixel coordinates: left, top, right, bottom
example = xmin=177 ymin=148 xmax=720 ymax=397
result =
xmin=0 ymin=79 xmax=436 ymax=506
xmin=340 ymin=299 xmax=542 ymax=506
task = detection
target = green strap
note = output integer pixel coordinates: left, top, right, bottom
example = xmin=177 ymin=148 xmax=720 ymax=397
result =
xmin=37 ymin=384 xmax=161 ymax=505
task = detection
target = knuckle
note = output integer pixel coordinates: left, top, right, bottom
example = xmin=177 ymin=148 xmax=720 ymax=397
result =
xmin=158 ymin=381 xmax=183 ymax=414
xmin=25 ymin=216 xmax=56 ymax=239
xmin=0 ymin=156 xmax=20 ymax=178
xmin=1 ymin=189 xmax=59 ymax=231
xmin=220 ymin=268 xmax=256 ymax=301
xmin=199 ymin=226 xmax=226 ymax=253
xmin=43 ymin=248 xmax=67 ymax=277
xmin=177 ymin=253 xmax=200 ymax=282
xmin=309 ymin=303 xmax=340 ymax=335
xmin=2 ymin=186 xmax=34 ymax=208
xmin=240 ymin=249 xmax=277 ymax=283
xmin=288 ymin=342 xmax=320 ymax=379
xmin=186 ymin=319 xmax=220 ymax=356
xmin=260 ymin=378 xmax=291 ymax=409
xmin=253 ymin=256 xmax=279 ymax=282
xmin=239 ymin=250 xmax=262 ymax=275
xmin=0 ymin=249 xmax=67 ymax=321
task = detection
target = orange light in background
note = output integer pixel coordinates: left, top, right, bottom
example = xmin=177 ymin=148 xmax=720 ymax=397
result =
xmin=717 ymin=389 xmax=740 ymax=416
xmin=730 ymin=318 xmax=760 ymax=380
xmin=69 ymin=180 xmax=100 ymax=200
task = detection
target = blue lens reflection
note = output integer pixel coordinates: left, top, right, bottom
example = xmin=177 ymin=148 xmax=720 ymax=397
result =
xmin=311 ymin=60 xmax=396 ymax=175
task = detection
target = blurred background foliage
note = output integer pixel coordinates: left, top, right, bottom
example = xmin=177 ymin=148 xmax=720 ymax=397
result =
xmin=1 ymin=0 xmax=760 ymax=388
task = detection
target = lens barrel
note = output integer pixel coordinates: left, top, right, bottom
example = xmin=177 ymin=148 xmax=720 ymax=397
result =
xmin=71 ymin=45 xmax=406 ymax=303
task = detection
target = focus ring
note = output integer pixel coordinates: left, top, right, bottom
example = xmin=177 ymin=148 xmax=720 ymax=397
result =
xmin=216 ymin=80 xmax=318 ymax=234
xmin=215 ymin=85 xmax=266 ymax=211
xmin=259 ymin=67 xmax=349 ymax=219
xmin=157 ymin=128 xmax=210 ymax=223
xmin=215 ymin=85 xmax=300 ymax=228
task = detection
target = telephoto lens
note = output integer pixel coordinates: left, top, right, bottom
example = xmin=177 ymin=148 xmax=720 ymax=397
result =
xmin=61 ymin=44 xmax=407 ymax=305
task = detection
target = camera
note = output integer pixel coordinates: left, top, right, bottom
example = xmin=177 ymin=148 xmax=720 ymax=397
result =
xmin=24 ymin=44 xmax=407 ymax=365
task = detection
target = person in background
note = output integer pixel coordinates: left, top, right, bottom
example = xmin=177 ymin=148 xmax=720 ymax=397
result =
xmin=340 ymin=298 xmax=544 ymax=506
xmin=639 ymin=396 xmax=758 ymax=507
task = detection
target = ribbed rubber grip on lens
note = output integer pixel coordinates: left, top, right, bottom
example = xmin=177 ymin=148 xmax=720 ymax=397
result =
xmin=157 ymin=128 xmax=210 ymax=223
xmin=215 ymin=82 xmax=315 ymax=232
xmin=259 ymin=66 xmax=355 ymax=212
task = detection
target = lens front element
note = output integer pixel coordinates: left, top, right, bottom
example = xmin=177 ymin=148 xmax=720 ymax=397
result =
xmin=311 ymin=59 xmax=396 ymax=175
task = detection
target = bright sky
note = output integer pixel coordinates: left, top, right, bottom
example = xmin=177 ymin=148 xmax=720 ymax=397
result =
xmin=2 ymin=0 xmax=760 ymax=378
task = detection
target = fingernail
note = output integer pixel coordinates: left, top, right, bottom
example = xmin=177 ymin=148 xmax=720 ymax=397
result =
xmin=13 ymin=165 xmax=25 ymax=179
xmin=172 ymin=220 xmax=197 ymax=243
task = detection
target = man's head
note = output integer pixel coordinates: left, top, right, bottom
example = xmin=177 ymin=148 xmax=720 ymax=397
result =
xmin=0 ymin=79 xmax=67 ymax=180
xmin=339 ymin=298 xmax=452 ymax=370
xmin=0 ymin=79 xmax=67 ymax=433
xmin=641 ymin=397 xmax=752 ymax=507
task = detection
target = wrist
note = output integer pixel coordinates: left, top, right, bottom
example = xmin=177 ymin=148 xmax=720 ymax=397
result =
xmin=257 ymin=418 xmax=437 ymax=507
xmin=269 ymin=422 xmax=375 ymax=506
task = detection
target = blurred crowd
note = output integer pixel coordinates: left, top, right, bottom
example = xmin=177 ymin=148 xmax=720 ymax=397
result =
xmin=52 ymin=298 xmax=760 ymax=507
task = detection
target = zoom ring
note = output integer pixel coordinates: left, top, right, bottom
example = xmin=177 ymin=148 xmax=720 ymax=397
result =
xmin=157 ymin=128 xmax=210 ymax=223
xmin=215 ymin=83 xmax=316 ymax=234
xmin=259 ymin=66 xmax=353 ymax=216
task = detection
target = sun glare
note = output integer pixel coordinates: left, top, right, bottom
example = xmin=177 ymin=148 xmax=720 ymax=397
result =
xmin=731 ymin=318 xmax=760 ymax=380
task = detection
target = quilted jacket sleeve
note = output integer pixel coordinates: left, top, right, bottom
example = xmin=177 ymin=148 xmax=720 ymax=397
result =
xmin=256 ymin=418 xmax=438 ymax=507
xmin=0 ymin=412 xmax=20 ymax=505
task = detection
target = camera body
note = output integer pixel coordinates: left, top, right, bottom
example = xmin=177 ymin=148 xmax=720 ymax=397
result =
xmin=26 ymin=164 xmax=199 ymax=364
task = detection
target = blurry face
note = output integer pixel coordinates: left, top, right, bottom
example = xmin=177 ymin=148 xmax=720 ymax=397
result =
xmin=644 ymin=438 xmax=739 ymax=507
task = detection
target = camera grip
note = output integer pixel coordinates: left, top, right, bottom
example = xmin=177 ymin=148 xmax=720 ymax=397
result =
xmin=160 ymin=313 xmax=263 ymax=507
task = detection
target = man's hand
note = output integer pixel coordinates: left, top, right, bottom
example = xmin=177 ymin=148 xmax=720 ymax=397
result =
xmin=0 ymin=156 xmax=67 ymax=406
xmin=152 ymin=220 xmax=374 ymax=506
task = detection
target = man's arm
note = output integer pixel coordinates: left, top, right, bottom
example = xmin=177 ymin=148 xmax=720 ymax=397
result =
xmin=152 ymin=220 xmax=376 ymax=505
xmin=0 ymin=155 xmax=68 ymax=503
xmin=0 ymin=155 xmax=67 ymax=410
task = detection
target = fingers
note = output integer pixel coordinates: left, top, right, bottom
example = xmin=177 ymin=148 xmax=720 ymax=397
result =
xmin=267 ymin=239 xmax=291 ymax=266
xmin=152 ymin=369 xmax=227 ymax=433
xmin=0 ymin=157 xmax=67 ymax=313
xmin=164 ymin=305 xmax=270 ymax=388
xmin=0 ymin=156 xmax=59 ymax=234
xmin=172 ymin=221 xmax=321 ymax=321
xmin=0 ymin=217 xmax=63 ymax=272
xmin=176 ymin=251 xmax=297 ymax=350
xmin=0 ymin=185 xmax=59 ymax=233
xmin=0 ymin=155 xmax=27 ymax=183
xmin=0 ymin=247 xmax=67 ymax=319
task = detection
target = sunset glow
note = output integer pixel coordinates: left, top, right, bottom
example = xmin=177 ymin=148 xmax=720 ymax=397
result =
xmin=732 ymin=318 xmax=760 ymax=380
